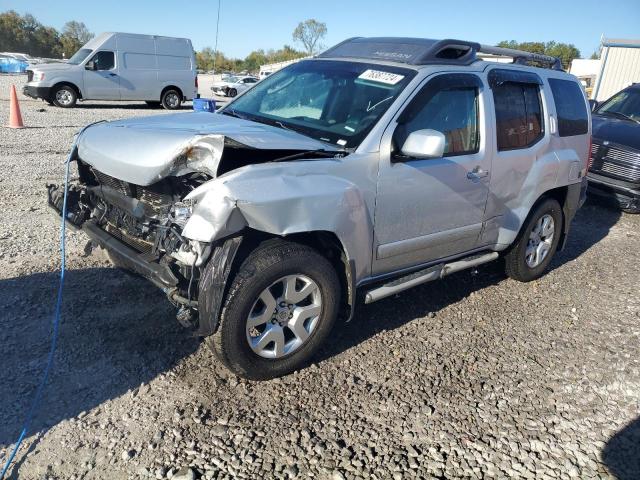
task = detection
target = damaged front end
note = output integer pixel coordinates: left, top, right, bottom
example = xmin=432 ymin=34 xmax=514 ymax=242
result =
xmin=47 ymin=156 xmax=237 ymax=333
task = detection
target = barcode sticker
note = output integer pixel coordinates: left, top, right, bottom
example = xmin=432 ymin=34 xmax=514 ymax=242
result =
xmin=358 ymin=69 xmax=405 ymax=85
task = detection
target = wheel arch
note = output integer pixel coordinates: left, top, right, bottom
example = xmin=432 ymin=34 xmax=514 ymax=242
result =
xmin=51 ymin=81 xmax=83 ymax=100
xmin=161 ymin=85 xmax=184 ymax=100
xmin=197 ymin=229 xmax=356 ymax=338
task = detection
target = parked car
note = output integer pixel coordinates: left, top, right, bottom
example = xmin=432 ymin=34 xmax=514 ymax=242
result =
xmin=23 ymin=32 xmax=198 ymax=109
xmin=211 ymin=75 xmax=259 ymax=97
xmin=48 ymin=37 xmax=589 ymax=379
xmin=587 ymin=83 xmax=640 ymax=213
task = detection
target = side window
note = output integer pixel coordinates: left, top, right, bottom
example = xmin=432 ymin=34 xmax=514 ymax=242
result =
xmin=493 ymin=82 xmax=544 ymax=151
xmin=396 ymin=82 xmax=480 ymax=156
xmin=90 ymin=51 xmax=115 ymax=71
xmin=548 ymin=78 xmax=589 ymax=136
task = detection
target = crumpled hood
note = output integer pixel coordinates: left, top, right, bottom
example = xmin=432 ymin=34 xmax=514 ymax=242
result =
xmin=76 ymin=111 xmax=338 ymax=186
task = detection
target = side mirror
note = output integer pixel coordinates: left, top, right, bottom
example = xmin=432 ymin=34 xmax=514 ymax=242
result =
xmin=398 ymin=129 xmax=446 ymax=159
xmin=85 ymin=61 xmax=96 ymax=71
xmin=589 ymin=99 xmax=599 ymax=112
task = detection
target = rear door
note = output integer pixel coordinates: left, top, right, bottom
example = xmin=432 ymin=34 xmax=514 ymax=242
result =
xmin=372 ymin=73 xmax=491 ymax=275
xmin=83 ymin=51 xmax=120 ymax=100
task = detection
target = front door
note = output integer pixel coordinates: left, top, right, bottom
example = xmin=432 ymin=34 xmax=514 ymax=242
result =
xmin=372 ymin=73 xmax=491 ymax=275
xmin=83 ymin=50 xmax=120 ymax=100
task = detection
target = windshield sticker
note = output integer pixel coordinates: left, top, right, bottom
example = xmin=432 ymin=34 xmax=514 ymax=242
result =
xmin=358 ymin=69 xmax=405 ymax=85
xmin=344 ymin=126 xmax=355 ymax=132
xmin=337 ymin=139 xmax=347 ymax=146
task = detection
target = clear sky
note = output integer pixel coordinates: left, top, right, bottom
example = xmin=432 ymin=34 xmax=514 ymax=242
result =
xmin=2 ymin=0 xmax=639 ymax=59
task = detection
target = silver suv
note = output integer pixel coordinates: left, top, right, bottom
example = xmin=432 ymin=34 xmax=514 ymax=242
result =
xmin=49 ymin=37 xmax=590 ymax=380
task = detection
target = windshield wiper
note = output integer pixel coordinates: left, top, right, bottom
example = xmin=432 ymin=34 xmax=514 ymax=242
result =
xmin=271 ymin=149 xmax=346 ymax=163
xmin=601 ymin=111 xmax=639 ymax=123
xmin=220 ymin=109 xmax=248 ymax=120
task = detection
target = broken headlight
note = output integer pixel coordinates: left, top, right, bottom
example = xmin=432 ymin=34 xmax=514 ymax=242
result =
xmin=184 ymin=140 xmax=222 ymax=177
xmin=170 ymin=200 xmax=194 ymax=228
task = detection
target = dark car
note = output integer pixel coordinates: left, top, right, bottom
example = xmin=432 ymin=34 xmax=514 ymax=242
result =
xmin=588 ymin=83 xmax=640 ymax=213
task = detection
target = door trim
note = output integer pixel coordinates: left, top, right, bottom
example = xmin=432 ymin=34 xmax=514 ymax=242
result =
xmin=377 ymin=222 xmax=482 ymax=260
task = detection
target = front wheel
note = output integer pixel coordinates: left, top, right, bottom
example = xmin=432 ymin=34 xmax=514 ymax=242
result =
xmin=504 ymin=198 xmax=563 ymax=282
xmin=51 ymin=85 xmax=77 ymax=108
xmin=205 ymin=241 xmax=340 ymax=380
xmin=227 ymin=88 xmax=237 ymax=98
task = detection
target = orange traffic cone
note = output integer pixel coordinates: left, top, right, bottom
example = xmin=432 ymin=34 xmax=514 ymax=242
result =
xmin=7 ymin=84 xmax=24 ymax=129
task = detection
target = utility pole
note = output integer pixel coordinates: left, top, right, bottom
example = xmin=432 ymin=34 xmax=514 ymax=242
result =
xmin=213 ymin=0 xmax=221 ymax=74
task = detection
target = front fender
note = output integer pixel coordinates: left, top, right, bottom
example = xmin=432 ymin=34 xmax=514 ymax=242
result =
xmin=182 ymin=167 xmax=373 ymax=281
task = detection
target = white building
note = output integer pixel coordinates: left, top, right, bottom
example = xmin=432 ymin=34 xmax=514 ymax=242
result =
xmin=592 ymin=38 xmax=640 ymax=101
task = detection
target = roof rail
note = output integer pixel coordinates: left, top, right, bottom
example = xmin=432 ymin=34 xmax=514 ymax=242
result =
xmin=478 ymin=44 xmax=563 ymax=71
xmin=318 ymin=37 xmax=564 ymax=71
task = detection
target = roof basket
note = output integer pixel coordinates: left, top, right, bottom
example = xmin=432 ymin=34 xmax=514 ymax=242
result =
xmin=318 ymin=37 xmax=564 ymax=71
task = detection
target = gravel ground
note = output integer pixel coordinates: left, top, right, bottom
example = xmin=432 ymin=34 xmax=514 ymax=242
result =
xmin=0 ymin=73 xmax=639 ymax=480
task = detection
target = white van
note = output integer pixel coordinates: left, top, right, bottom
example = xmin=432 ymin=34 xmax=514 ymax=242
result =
xmin=23 ymin=32 xmax=198 ymax=109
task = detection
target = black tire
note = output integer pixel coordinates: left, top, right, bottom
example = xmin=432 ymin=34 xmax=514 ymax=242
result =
xmin=145 ymin=100 xmax=162 ymax=108
xmin=161 ymin=89 xmax=182 ymax=110
xmin=205 ymin=240 xmax=340 ymax=380
xmin=621 ymin=206 xmax=640 ymax=214
xmin=504 ymin=198 xmax=563 ymax=282
xmin=51 ymin=84 xmax=77 ymax=108
xmin=227 ymin=88 xmax=237 ymax=98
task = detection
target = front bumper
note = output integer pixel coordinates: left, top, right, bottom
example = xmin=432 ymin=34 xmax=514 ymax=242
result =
xmin=23 ymin=84 xmax=51 ymax=100
xmin=47 ymin=183 xmax=179 ymax=290
xmin=587 ymin=171 xmax=640 ymax=210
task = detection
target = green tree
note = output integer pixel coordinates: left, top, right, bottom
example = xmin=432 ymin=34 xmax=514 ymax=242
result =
xmin=60 ymin=20 xmax=93 ymax=58
xmin=292 ymin=19 xmax=327 ymax=55
xmin=0 ymin=10 xmax=62 ymax=57
xmin=496 ymin=40 xmax=581 ymax=69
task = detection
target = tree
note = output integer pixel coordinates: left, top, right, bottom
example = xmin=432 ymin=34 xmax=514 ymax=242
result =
xmin=60 ymin=20 xmax=93 ymax=58
xmin=0 ymin=10 xmax=61 ymax=57
xmin=292 ymin=19 xmax=327 ymax=56
xmin=496 ymin=40 xmax=581 ymax=69
xmin=590 ymin=50 xmax=600 ymax=60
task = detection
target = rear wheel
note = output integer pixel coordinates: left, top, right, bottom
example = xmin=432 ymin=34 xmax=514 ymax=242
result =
xmin=51 ymin=84 xmax=77 ymax=108
xmin=161 ymin=89 xmax=182 ymax=110
xmin=504 ymin=198 xmax=563 ymax=282
xmin=206 ymin=241 xmax=340 ymax=380
xmin=227 ymin=88 xmax=237 ymax=98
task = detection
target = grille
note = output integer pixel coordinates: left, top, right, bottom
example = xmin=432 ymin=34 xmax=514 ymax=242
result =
xmin=26 ymin=70 xmax=33 ymax=82
xmin=104 ymin=223 xmax=153 ymax=254
xmin=92 ymin=169 xmax=132 ymax=195
xmin=137 ymin=188 xmax=168 ymax=214
xmin=590 ymin=141 xmax=640 ymax=183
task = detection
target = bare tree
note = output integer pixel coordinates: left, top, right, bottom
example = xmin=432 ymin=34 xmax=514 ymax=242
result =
xmin=60 ymin=21 xmax=93 ymax=57
xmin=292 ymin=19 xmax=327 ymax=56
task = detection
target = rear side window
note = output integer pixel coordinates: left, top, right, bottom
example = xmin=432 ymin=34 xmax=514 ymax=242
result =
xmin=548 ymin=78 xmax=589 ymax=136
xmin=493 ymin=83 xmax=543 ymax=151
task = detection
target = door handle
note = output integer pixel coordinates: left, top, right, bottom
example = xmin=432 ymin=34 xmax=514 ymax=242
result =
xmin=108 ymin=73 xmax=118 ymax=77
xmin=467 ymin=167 xmax=489 ymax=180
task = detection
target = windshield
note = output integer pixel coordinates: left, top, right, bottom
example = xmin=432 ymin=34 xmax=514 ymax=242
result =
xmin=67 ymin=48 xmax=92 ymax=65
xmin=596 ymin=88 xmax=640 ymax=122
xmin=223 ymin=60 xmax=416 ymax=148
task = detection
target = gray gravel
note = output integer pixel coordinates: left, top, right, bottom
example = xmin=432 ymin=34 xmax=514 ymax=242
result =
xmin=1 ymin=73 xmax=639 ymax=480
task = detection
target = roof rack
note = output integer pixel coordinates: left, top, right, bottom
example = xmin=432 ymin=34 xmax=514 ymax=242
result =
xmin=318 ymin=37 xmax=564 ymax=71
xmin=478 ymin=44 xmax=563 ymax=71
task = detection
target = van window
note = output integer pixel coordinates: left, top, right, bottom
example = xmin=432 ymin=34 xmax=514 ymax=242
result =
xmin=157 ymin=55 xmax=190 ymax=70
xmin=90 ymin=51 xmax=115 ymax=71
xmin=124 ymin=52 xmax=156 ymax=70
xmin=396 ymin=82 xmax=480 ymax=156
xmin=548 ymin=78 xmax=589 ymax=136
xmin=493 ymin=83 xmax=543 ymax=151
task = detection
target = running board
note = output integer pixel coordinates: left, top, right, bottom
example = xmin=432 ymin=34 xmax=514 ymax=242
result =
xmin=364 ymin=252 xmax=499 ymax=304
